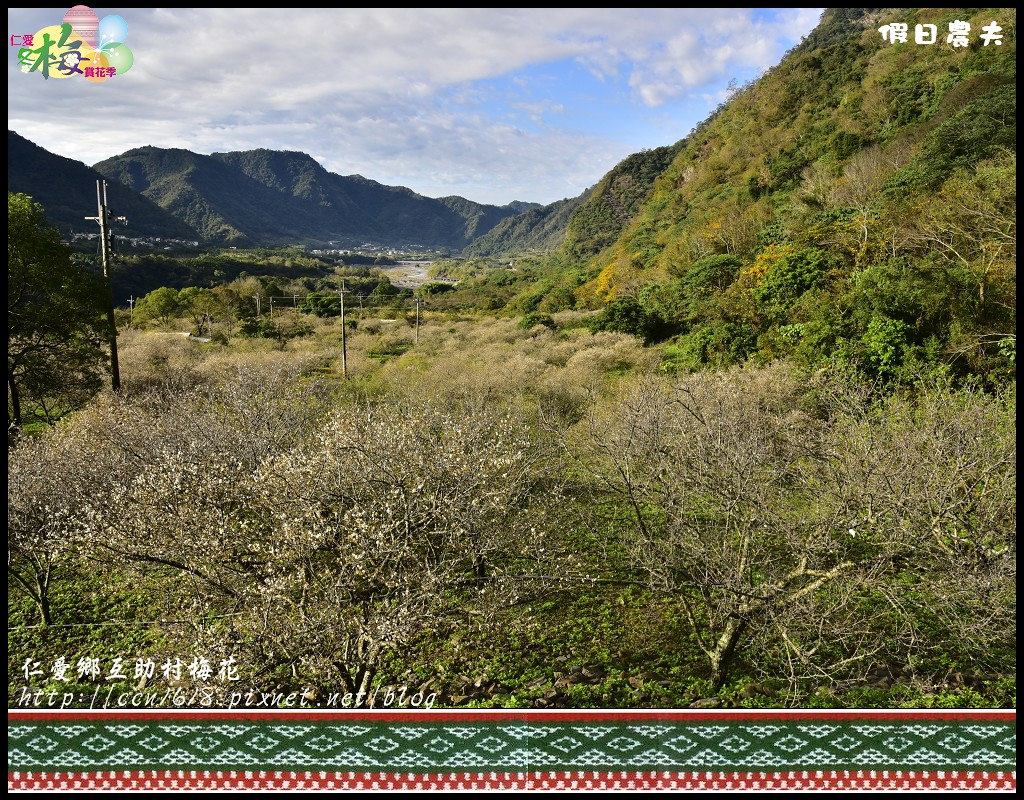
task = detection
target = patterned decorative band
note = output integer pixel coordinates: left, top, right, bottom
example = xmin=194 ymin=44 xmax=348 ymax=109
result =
xmin=7 ymin=710 xmax=1016 ymax=791
xmin=6 ymin=770 xmax=1018 ymax=791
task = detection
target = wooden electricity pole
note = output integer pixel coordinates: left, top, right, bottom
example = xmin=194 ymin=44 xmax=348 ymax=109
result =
xmin=85 ymin=180 xmax=122 ymax=391
xmin=339 ymin=283 xmax=348 ymax=379
xmin=414 ymin=293 xmax=420 ymax=344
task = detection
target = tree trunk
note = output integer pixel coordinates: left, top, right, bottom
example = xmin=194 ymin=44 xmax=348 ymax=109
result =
xmin=473 ymin=554 xmax=488 ymax=584
xmin=36 ymin=569 xmax=53 ymax=626
xmin=357 ymin=665 xmax=375 ymax=702
xmin=8 ymin=368 xmax=22 ymax=429
xmin=36 ymin=594 xmax=52 ymax=627
xmin=708 ymin=617 xmax=746 ymax=691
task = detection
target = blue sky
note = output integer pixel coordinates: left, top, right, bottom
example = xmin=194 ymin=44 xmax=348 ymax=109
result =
xmin=8 ymin=7 xmax=823 ymax=205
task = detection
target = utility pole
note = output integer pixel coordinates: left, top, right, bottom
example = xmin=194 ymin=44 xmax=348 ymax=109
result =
xmin=85 ymin=180 xmax=122 ymax=391
xmin=414 ymin=293 xmax=420 ymax=344
xmin=253 ymin=294 xmax=261 ymax=317
xmin=127 ymin=296 xmax=134 ymax=327
xmin=269 ymin=296 xmax=274 ymax=318
xmin=339 ymin=282 xmax=348 ymax=379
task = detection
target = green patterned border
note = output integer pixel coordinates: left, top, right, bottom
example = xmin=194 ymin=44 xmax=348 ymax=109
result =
xmin=8 ymin=712 xmax=1016 ymax=774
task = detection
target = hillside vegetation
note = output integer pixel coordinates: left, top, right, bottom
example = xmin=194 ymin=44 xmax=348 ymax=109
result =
xmin=7 ymin=131 xmax=199 ymax=240
xmin=92 ymin=147 xmax=526 ymax=248
xmin=494 ymin=7 xmax=1015 ymax=387
xmin=466 ymin=141 xmax=684 ymax=257
xmin=9 ymin=313 xmax=1016 ymax=709
xmin=462 ymin=194 xmax=590 ymax=256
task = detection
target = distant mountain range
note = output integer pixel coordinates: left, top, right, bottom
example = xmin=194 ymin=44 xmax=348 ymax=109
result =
xmin=94 ymin=146 xmax=541 ymax=249
xmin=8 ymin=129 xmax=674 ymax=259
xmin=8 ymin=132 xmax=544 ymax=251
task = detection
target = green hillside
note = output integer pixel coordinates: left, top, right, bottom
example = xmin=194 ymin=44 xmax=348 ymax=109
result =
xmin=93 ymin=147 xmax=527 ymax=249
xmin=555 ymin=7 xmax=1016 ymax=384
xmin=465 ymin=141 xmax=683 ymax=257
xmin=462 ymin=193 xmax=590 ymax=256
xmin=7 ymin=131 xmax=199 ymax=240
xmin=562 ymin=141 xmax=684 ymax=261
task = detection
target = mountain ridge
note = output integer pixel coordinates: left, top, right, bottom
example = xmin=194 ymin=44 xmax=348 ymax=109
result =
xmin=7 ymin=132 xmax=200 ymax=241
xmin=92 ymin=145 xmax=533 ymax=249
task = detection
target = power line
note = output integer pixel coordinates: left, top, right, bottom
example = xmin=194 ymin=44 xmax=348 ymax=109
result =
xmin=8 ymin=612 xmax=243 ymax=631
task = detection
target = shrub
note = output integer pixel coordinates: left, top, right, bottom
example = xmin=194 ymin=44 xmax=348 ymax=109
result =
xmin=519 ymin=312 xmax=556 ymax=331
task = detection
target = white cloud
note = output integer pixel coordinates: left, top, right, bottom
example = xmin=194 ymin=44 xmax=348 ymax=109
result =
xmin=7 ymin=8 xmax=823 ymax=204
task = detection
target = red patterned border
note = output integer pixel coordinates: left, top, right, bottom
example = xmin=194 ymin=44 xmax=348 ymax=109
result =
xmin=7 ymin=770 xmax=1018 ymax=791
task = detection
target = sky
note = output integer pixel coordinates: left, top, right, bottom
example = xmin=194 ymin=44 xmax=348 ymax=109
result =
xmin=8 ymin=7 xmax=823 ymax=206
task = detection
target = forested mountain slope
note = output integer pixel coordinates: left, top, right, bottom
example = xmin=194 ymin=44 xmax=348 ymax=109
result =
xmin=7 ymin=131 xmax=199 ymax=240
xmin=93 ymin=147 xmax=526 ymax=248
xmin=465 ymin=141 xmax=682 ymax=257
xmin=563 ymin=7 xmax=1015 ymax=382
